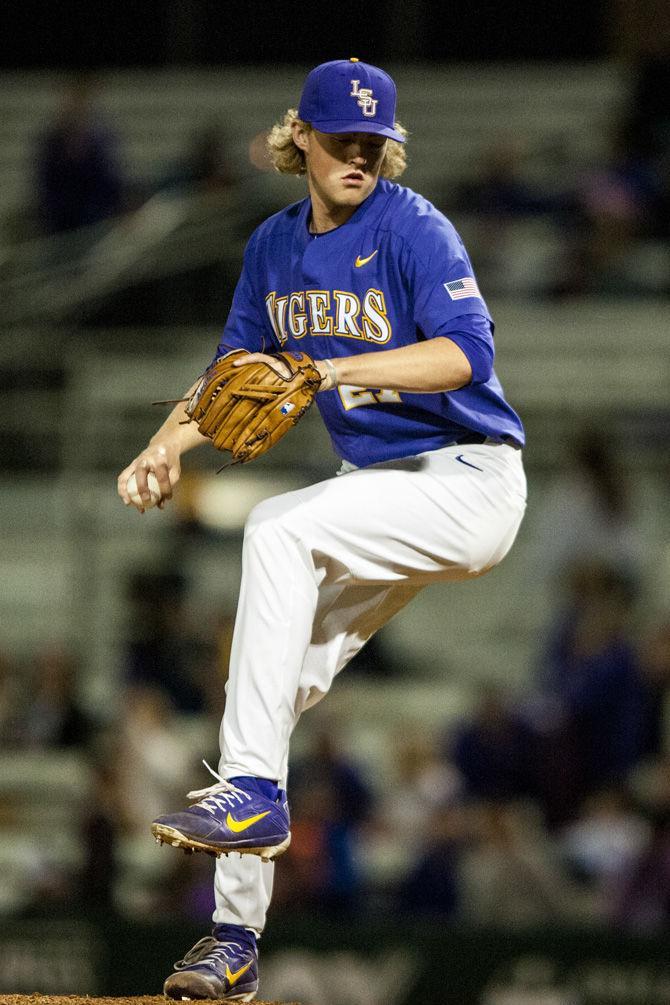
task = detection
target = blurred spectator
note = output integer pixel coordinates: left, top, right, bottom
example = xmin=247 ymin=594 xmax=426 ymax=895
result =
xmin=450 ymin=684 xmax=538 ymax=802
xmin=611 ymin=817 xmax=670 ymax=932
xmin=18 ymin=644 xmax=93 ymax=749
xmin=361 ymin=732 xmax=461 ymax=897
xmin=290 ymin=726 xmax=375 ymax=832
xmin=551 ymin=125 xmax=662 ymax=296
xmin=116 ymin=684 xmax=195 ymax=835
xmin=16 ymin=858 xmax=77 ymax=920
xmin=124 ymin=572 xmax=209 ymax=714
xmin=624 ymin=617 xmax=670 ymax=831
xmin=35 ymin=74 xmax=124 ymax=235
xmin=160 ymin=122 xmax=236 ymax=195
xmin=536 ymin=561 xmax=660 ymax=819
xmin=377 ymin=733 xmax=462 ymax=843
xmin=629 ymin=54 xmax=670 ymax=245
xmin=461 ymin=801 xmax=596 ymax=927
xmin=560 ymin=788 xmax=651 ymax=896
xmin=159 ymin=853 xmax=216 ymax=923
xmin=450 ymin=135 xmax=570 ymax=296
xmin=534 ymin=427 xmax=643 ymax=588
xmin=455 ymin=136 xmax=557 ymax=219
xmin=279 ymin=726 xmax=374 ymax=912
xmin=631 ymin=754 xmax=670 ymax=821
xmin=0 ymin=650 xmax=23 ymax=747
xmin=627 ymin=55 xmax=670 ymax=164
xmin=636 ymin=617 xmax=670 ymax=758
xmin=396 ymin=804 xmax=465 ymax=918
xmin=79 ymin=760 xmax=124 ymax=913
xmin=274 ymin=781 xmax=357 ymax=912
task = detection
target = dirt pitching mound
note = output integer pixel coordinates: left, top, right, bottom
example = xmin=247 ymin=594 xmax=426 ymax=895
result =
xmin=1 ymin=997 xmax=298 ymax=1005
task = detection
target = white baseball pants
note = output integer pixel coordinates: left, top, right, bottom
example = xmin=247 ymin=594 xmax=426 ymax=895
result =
xmin=213 ymin=440 xmax=527 ymax=932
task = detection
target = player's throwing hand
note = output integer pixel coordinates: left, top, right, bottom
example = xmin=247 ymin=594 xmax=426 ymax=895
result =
xmin=117 ymin=443 xmax=180 ymax=511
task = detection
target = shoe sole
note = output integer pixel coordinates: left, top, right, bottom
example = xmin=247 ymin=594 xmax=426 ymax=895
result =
xmin=151 ymin=823 xmax=291 ymax=862
xmin=164 ymin=971 xmax=257 ymax=1001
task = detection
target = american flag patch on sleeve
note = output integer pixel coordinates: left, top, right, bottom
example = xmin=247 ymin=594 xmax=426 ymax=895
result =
xmin=444 ymin=277 xmax=481 ymax=300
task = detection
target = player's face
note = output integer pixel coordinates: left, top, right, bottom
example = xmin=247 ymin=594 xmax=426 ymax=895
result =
xmin=296 ymin=126 xmax=387 ymax=217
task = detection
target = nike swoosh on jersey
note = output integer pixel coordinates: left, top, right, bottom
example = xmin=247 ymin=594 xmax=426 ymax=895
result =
xmin=226 ymin=961 xmax=253 ymax=987
xmin=225 ymin=809 xmax=272 ymax=833
xmin=455 ymin=453 xmax=483 ymax=472
xmin=354 ymin=250 xmax=378 ymax=268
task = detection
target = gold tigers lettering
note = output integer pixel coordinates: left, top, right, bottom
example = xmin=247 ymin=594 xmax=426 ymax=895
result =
xmin=265 ymin=289 xmax=392 ymax=346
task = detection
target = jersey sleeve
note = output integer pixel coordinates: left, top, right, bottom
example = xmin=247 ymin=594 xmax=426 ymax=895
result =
xmin=436 ymin=313 xmax=494 ymax=385
xmin=403 ymin=211 xmax=494 ymax=385
xmin=404 ymin=212 xmax=492 ymax=330
xmin=211 ymin=232 xmax=276 ymax=361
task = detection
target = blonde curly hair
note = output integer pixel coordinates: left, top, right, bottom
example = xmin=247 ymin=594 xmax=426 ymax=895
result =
xmin=267 ymin=108 xmax=408 ymax=179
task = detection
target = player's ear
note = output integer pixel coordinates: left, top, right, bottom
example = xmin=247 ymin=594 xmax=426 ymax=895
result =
xmin=292 ymin=121 xmax=310 ymax=153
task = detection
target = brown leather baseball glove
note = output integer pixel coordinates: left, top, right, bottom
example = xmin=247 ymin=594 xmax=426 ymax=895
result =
xmin=185 ymin=349 xmax=322 ymax=464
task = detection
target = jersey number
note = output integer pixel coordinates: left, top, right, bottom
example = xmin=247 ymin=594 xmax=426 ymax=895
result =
xmin=338 ymin=384 xmax=402 ymax=411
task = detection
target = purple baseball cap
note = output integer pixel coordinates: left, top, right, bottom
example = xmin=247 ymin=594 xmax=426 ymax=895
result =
xmin=298 ymin=58 xmax=405 ymax=143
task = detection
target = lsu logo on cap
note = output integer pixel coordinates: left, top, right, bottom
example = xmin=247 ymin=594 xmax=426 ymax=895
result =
xmin=350 ymin=79 xmax=378 ymax=118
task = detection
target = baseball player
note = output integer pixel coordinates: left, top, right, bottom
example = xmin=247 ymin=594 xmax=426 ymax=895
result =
xmin=118 ymin=58 xmax=526 ymax=1001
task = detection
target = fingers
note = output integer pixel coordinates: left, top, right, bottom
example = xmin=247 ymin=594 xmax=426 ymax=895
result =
xmin=272 ymin=358 xmax=292 ymax=379
xmin=117 ymin=465 xmax=135 ymax=507
xmin=233 ymin=352 xmax=267 ymax=366
xmin=117 ymin=447 xmax=180 ymax=513
xmin=152 ymin=459 xmax=173 ymax=501
xmin=135 ymin=454 xmax=172 ymax=504
xmin=133 ymin=460 xmax=153 ymax=503
xmin=233 ymin=352 xmax=292 ymax=379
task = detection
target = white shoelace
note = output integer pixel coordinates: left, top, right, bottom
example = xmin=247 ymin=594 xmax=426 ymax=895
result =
xmin=186 ymin=759 xmax=252 ymax=815
xmin=175 ymin=935 xmax=249 ymax=970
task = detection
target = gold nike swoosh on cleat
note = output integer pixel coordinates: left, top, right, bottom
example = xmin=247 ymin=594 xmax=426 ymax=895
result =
xmin=354 ymin=250 xmax=378 ymax=267
xmin=225 ymin=809 xmax=272 ymax=833
xmin=226 ymin=961 xmax=253 ymax=987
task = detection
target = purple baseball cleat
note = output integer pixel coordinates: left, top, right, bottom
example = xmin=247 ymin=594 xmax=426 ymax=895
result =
xmin=163 ymin=925 xmax=259 ymax=1001
xmin=151 ymin=762 xmax=290 ymax=861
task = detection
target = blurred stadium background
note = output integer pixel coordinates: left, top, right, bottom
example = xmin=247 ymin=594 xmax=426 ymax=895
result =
xmin=1 ymin=2 xmax=670 ymax=1003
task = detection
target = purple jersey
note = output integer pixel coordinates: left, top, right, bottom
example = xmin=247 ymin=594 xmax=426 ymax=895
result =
xmin=214 ymin=178 xmax=524 ymax=467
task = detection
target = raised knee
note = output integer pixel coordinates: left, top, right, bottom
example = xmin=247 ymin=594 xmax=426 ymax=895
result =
xmin=245 ymin=491 xmax=301 ymax=539
xmin=246 ymin=497 xmax=279 ymax=534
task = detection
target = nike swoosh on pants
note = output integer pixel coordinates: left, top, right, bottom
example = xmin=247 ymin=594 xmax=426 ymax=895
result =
xmin=455 ymin=453 xmax=483 ymax=472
